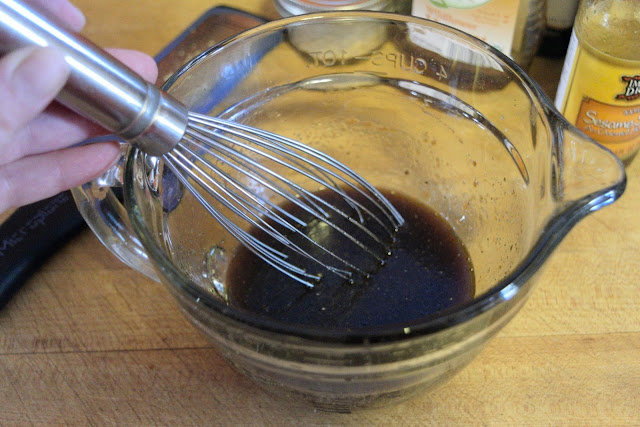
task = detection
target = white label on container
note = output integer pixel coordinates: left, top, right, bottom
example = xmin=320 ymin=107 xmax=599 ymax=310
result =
xmin=407 ymin=23 xmax=503 ymax=71
xmin=411 ymin=0 xmax=521 ymax=55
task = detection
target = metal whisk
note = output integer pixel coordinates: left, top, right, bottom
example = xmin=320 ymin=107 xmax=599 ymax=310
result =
xmin=0 ymin=0 xmax=403 ymax=286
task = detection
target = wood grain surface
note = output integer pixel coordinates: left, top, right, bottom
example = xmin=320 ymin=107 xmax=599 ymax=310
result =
xmin=1 ymin=1 xmax=638 ymax=424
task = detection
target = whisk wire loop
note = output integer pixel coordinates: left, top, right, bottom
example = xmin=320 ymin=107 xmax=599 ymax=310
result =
xmin=187 ymin=115 xmax=402 ymax=242
xmin=181 ymin=127 xmax=394 ymax=261
xmin=188 ymin=114 xmax=404 ymax=228
xmin=177 ymin=137 xmax=308 ymax=228
xmin=165 ymin=151 xmax=374 ymax=282
xmin=163 ymin=154 xmax=324 ymax=287
xmin=164 ymin=147 xmax=363 ymax=284
xmin=157 ymin=113 xmax=405 ymax=286
xmin=187 ymin=116 xmax=401 ymax=238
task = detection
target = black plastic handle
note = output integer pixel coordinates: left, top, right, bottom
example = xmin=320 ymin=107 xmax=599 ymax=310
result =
xmin=0 ymin=191 xmax=84 ymax=308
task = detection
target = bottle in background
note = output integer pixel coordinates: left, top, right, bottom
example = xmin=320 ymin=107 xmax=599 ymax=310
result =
xmin=274 ymin=0 xmax=411 ymax=16
xmin=538 ymin=0 xmax=579 ymax=58
xmin=555 ymin=0 xmax=640 ymax=165
xmin=410 ymin=0 xmax=546 ymax=70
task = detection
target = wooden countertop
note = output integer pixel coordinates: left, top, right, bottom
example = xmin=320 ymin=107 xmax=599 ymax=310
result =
xmin=1 ymin=1 xmax=638 ymax=424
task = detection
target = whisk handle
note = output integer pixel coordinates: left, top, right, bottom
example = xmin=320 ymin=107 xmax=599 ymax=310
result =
xmin=0 ymin=0 xmax=188 ymax=155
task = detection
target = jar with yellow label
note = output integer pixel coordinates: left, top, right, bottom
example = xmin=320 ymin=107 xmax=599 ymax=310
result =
xmin=555 ymin=0 xmax=640 ymax=166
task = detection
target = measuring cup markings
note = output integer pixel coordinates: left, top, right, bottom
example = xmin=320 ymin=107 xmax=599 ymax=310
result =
xmin=307 ymin=49 xmax=450 ymax=80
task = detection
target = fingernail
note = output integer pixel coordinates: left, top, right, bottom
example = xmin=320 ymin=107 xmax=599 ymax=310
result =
xmin=10 ymin=47 xmax=69 ymax=105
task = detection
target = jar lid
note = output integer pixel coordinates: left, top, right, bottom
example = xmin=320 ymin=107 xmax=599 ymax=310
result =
xmin=274 ymin=0 xmax=394 ymax=17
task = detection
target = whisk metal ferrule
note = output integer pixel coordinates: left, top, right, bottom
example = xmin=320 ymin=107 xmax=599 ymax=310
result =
xmin=123 ymin=87 xmax=189 ymax=156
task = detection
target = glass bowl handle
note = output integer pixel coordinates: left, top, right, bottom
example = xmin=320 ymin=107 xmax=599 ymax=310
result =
xmin=71 ymin=147 xmax=160 ymax=282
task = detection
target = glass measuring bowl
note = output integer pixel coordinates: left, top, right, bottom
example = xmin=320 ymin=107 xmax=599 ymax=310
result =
xmin=72 ymin=12 xmax=626 ymax=411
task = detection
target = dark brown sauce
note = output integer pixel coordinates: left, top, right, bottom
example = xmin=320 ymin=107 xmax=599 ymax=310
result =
xmin=226 ymin=189 xmax=474 ymax=329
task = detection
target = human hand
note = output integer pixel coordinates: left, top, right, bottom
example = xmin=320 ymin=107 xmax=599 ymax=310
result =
xmin=0 ymin=0 xmax=158 ymax=214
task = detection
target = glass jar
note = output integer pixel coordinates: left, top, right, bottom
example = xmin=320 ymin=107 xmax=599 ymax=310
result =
xmin=274 ymin=0 xmax=410 ymax=16
xmin=555 ymin=0 xmax=640 ymax=165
